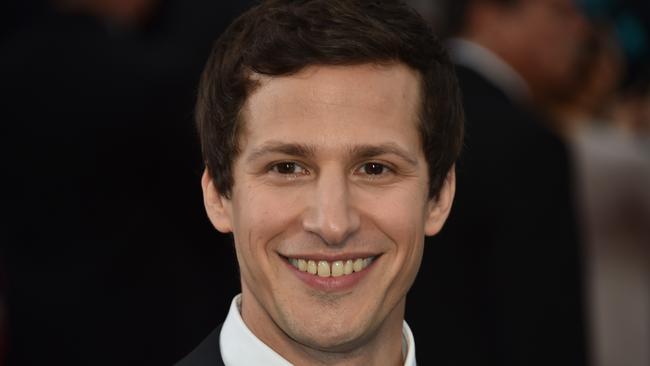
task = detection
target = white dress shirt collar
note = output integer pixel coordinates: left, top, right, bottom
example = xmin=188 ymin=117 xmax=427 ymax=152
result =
xmin=448 ymin=38 xmax=531 ymax=102
xmin=220 ymin=294 xmax=417 ymax=366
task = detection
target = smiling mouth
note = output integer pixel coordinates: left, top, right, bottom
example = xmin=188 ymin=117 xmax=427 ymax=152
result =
xmin=284 ymin=256 xmax=377 ymax=278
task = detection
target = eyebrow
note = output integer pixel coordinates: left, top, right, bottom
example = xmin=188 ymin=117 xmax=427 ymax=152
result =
xmin=246 ymin=141 xmax=316 ymax=163
xmin=246 ymin=141 xmax=418 ymax=166
xmin=349 ymin=143 xmax=419 ymax=167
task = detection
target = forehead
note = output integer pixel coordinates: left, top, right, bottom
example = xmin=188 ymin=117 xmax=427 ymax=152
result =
xmin=239 ymin=63 xmax=423 ymax=154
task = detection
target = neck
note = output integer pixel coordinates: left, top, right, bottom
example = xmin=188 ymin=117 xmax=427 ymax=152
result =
xmin=240 ymin=287 xmax=406 ymax=366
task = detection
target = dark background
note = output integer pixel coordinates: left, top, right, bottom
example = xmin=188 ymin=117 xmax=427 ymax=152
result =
xmin=1 ymin=1 xmax=251 ymax=364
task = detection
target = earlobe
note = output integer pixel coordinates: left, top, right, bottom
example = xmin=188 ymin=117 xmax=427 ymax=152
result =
xmin=424 ymin=167 xmax=456 ymax=236
xmin=201 ymin=169 xmax=234 ymax=233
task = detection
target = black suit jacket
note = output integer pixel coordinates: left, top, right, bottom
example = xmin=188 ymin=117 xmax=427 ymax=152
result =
xmin=176 ymin=324 xmax=225 ymax=366
xmin=407 ymin=64 xmax=586 ymax=366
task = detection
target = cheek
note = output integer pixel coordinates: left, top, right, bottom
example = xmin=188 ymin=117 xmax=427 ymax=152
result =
xmin=362 ymin=186 xmax=427 ymax=251
xmin=366 ymin=189 xmax=426 ymax=296
xmin=231 ymin=185 xmax=305 ymax=255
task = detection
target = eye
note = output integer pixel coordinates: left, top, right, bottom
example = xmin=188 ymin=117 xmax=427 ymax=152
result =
xmin=270 ymin=162 xmax=308 ymax=176
xmin=357 ymin=162 xmax=390 ymax=176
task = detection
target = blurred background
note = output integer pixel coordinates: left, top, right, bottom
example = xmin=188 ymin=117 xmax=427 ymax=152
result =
xmin=1 ymin=0 xmax=648 ymax=365
xmin=1 ymin=0 xmax=253 ymax=364
xmin=407 ymin=1 xmax=649 ymax=366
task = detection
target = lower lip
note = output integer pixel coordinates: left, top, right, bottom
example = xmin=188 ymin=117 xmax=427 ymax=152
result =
xmin=284 ymin=258 xmax=377 ymax=292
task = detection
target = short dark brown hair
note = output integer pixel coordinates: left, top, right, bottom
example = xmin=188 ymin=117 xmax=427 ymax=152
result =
xmin=197 ymin=0 xmax=464 ymax=199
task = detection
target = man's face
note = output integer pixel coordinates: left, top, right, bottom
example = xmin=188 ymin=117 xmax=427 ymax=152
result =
xmin=512 ymin=0 xmax=588 ymax=95
xmin=203 ymin=63 xmax=453 ymax=353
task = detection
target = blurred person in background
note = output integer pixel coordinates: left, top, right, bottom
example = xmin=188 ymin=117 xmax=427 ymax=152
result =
xmin=406 ymin=0 xmax=590 ymax=365
xmin=0 ymin=0 xmax=251 ymax=364
xmin=550 ymin=12 xmax=650 ymax=366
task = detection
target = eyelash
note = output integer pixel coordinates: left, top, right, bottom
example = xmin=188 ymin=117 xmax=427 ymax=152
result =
xmin=269 ymin=162 xmax=309 ymax=177
xmin=356 ymin=162 xmax=392 ymax=176
xmin=267 ymin=161 xmax=393 ymax=179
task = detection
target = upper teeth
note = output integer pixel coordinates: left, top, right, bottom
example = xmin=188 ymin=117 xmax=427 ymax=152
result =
xmin=288 ymin=257 xmax=375 ymax=278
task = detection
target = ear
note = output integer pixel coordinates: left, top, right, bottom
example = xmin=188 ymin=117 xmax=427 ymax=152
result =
xmin=424 ymin=167 xmax=456 ymax=236
xmin=201 ymin=169 xmax=233 ymax=233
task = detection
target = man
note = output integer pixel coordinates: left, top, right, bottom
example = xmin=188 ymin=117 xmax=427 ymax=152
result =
xmin=177 ymin=0 xmax=464 ymax=365
xmin=408 ymin=0 xmax=589 ymax=365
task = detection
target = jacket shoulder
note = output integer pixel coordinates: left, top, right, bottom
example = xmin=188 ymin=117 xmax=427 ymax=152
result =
xmin=175 ymin=324 xmax=224 ymax=366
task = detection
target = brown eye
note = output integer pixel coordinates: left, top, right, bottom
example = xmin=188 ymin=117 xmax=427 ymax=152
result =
xmin=270 ymin=162 xmax=307 ymax=175
xmin=360 ymin=162 xmax=387 ymax=175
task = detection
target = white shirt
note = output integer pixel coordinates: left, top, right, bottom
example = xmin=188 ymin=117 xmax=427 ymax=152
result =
xmin=220 ymin=294 xmax=417 ymax=366
xmin=448 ymin=38 xmax=531 ymax=102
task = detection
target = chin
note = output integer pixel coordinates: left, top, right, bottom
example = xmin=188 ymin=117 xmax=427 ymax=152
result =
xmin=286 ymin=314 xmax=377 ymax=352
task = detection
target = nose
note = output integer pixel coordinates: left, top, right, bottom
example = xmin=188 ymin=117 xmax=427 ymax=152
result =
xmin=302 ymin=168 xmax=361 ymax=246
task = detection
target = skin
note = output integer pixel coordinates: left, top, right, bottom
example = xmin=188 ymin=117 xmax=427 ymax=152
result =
xmin=465 ymin=0 xmax=588 ymax=103
xmin=202 ymin=63 xmax=455 ymax=365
